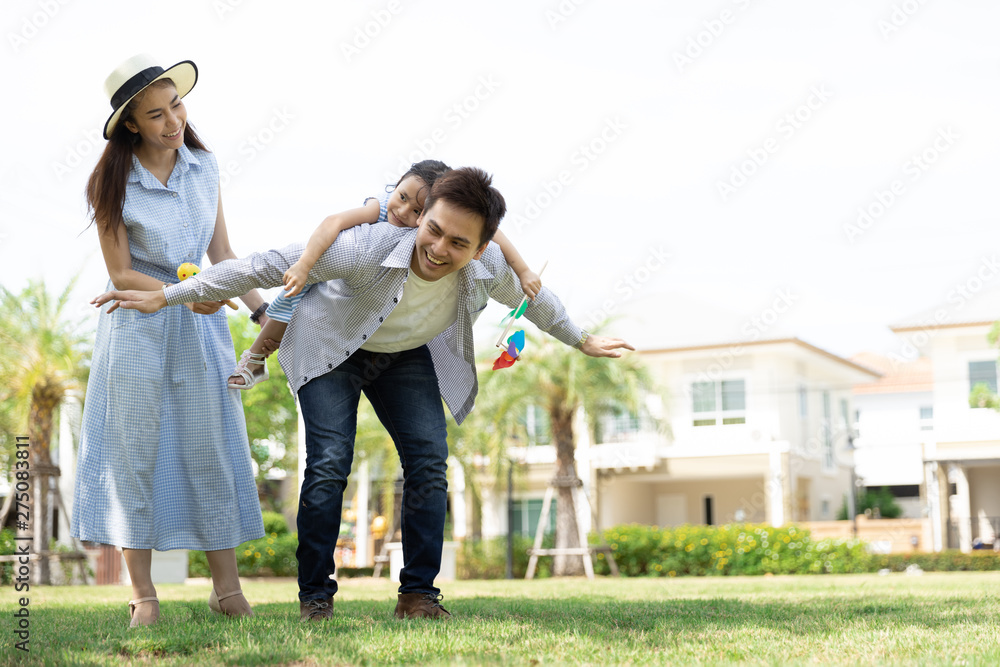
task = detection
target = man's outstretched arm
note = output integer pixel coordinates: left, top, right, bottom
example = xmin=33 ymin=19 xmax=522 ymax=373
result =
xmin=483 ymin=248 xmax=635 ymax=358
xmin=92 ymin=231 xmax=369 ymax=314
xmin=92 ymin=245 xmax=306 ymax=314
xmin=574 ymin=330 xmax=636 ymax=358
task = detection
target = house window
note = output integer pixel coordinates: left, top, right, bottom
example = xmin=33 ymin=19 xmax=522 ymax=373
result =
xmin=798 ymin=385 xmax=808 ymax=418
xmin=822 ymin=391 xmax=834 ymax=469
xmin=840 ymin=398 xmax=851 ymax=436
xmin=523 ymin=405 xmax=551 ymax=446
xmin=969 ymin=360 xmax=998 ymax=394
xmin=511 ymin=498 xmax=557 ymax=537
xmin=692 ymin=379 xmax=746 ymax=426
xmin=919 ymin=406 xmax=933 ymax=431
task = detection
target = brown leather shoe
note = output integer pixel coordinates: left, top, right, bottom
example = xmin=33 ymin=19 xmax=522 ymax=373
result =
xmin=299 ymin=596 xmax=334 ymax=622
xmin=394 ymin=592 xmax=452 ymax=619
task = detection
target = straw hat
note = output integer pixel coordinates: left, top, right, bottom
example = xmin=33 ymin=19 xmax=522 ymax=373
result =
xmin=103 ymin=53 xmax=198 ymax=139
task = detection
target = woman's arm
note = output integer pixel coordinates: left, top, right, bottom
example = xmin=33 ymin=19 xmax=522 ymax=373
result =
xmin=98 ymin=220 xmax=169 ymax=292
xmin=282 ymin=199 xmax=381 ymax=297
xmin=492 ymin=228 xmax=541 ymax=299
xmin=98 ymin=219 xmax=224 ymax=315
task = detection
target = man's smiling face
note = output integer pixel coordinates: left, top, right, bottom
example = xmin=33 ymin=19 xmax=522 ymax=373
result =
xmin=410 ymin=199 xmax=488 ymax=281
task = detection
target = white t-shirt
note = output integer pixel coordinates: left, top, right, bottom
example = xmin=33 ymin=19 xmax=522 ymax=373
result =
xmin=360 ymin=269 xmax=459 ymax=353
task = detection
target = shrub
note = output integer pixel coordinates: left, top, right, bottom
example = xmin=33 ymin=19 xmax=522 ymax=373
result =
xmin=189 ymin=531 xmax=299 ymax=578
xmin=262 ymin=511 xmax=289 ymax=536
xmin=593 ymin=523 xmax=870 ymax=577
xmin=0 ymin=528 xmax=14 ymax=585
xmin=591 ymin=523 xmax=1000 ymax=577
xmin=837 ymin=487 xmax=902 ymax=520
xmin=869 ymin=551 xmax=1000 ymax=572
xmin=457 ymin=535 xmax=553 ymax=579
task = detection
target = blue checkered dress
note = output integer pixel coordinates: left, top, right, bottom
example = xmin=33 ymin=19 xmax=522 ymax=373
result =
xmin=72 ymin=145 xmax=264 ymax=551
xmin=266 ymin=192 xmax=390 ymax=323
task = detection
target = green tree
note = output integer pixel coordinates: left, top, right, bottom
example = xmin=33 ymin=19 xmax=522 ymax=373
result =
xmin=0 ymin=277 xmax=92 ymax=583
xmin=227 ymin=315 xmax=298 ymax=511
xmin=837 ymin=486 xmax=903 ymax=519
xmin=969 ymin=321 xmax=1000 ymax=409
xmin=450 ymin=328 xmax=657 ymax=576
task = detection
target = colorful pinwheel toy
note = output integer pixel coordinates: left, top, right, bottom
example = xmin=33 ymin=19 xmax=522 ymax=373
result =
xmin=493 ymin=321 xmax=526 ymax=370
xmin=492 ymin=262 xmax=547 ymax=371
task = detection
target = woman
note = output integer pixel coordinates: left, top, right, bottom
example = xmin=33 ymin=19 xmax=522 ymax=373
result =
xmin=72 ymin=54 xmax=266 ymax=627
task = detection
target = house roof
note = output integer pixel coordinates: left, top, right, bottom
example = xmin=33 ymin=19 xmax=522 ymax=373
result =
xmin=850 ymin=352 xmax=933 ymax=394
xmin=640 ymin=337 xmax=881 ymax=378
xmin=891 ymin=286 xmax=1000 ymax=332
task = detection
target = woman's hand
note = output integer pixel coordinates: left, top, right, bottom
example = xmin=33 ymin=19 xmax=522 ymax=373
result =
xmin=92 ymin=289 xmax=167 ymax=314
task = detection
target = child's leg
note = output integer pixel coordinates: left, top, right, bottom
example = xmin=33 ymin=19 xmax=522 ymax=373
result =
xmin=229 ymin=287 xmax=307 ymax=388
xmin=229 ymin=319 xmax=287 ymax=386
xmin=251 ymin=318 xmax=287 ymax=355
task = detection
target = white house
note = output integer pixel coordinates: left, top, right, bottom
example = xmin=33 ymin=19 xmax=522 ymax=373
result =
xmin=468 ymin=337 xmax=879 ymax=540
xmin=850 ymin=353 xmax=932 ymax=519
xmin=890 ymin=292 xmax=1000 ymax=551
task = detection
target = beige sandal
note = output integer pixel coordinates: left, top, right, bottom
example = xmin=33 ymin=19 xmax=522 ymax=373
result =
xmin=209 ymin=588 xmax=254 ymax=617
xmin=228 ymin=350 xmax=269 ymax=390
xmin=128 ymin=596 xmax=159 ymax=628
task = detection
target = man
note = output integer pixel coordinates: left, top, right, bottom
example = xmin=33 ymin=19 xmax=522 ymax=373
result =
xmin=94 ymin=167 xmax=633 ymax=621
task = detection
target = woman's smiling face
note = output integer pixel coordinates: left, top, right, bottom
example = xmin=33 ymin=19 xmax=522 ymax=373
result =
xmin=125 ymin=82 xmax=187 ymax=151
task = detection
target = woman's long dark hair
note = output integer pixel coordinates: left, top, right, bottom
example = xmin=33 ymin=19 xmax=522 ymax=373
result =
xmin=85 ymin=79 xmax=208 ymax=244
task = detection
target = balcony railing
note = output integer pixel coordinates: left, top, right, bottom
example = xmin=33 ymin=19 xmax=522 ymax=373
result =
xmin=598 ymin=415 xmax=658 ymax=444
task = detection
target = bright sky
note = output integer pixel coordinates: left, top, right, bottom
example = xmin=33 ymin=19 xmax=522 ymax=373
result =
xmin=2 ymin=0 xmax=998 ymax=360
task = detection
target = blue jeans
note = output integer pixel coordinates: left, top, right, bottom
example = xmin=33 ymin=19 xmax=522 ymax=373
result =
xmin=295 ymin=346 xmax=449 ymax=602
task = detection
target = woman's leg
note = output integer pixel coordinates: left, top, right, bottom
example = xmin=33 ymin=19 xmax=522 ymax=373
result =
xmin=122 ymin=548 xmax=159 ymax=626
xmin=205 ymin=548 xmax=253 ymax=616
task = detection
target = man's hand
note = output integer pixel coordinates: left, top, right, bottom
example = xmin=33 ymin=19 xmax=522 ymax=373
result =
xmin=578 ymin=334 xmax=636 ymax=358
xmin=91 ymin=289 xmax=168 ymax=314
xmin=260 ymin=337 xmax=281 ymax=356
xmin=185 ymin=301 xmax=226 ymax=315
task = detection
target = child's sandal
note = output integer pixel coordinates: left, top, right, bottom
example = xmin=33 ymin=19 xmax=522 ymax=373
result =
xmin=228 ymin=350 xmax=269 ymax=390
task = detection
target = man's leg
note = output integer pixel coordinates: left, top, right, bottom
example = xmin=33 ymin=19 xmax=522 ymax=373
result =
xmin=364 ymin=347 xmax=451 ymax=617
xmin=295 ymin=353 xmax=366 ymax=614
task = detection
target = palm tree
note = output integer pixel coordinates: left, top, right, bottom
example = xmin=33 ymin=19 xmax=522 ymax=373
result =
xmin=451 ymin=327 xmax=656 ymax=576
xmin=0 ymin=277 xmax=91 ymax=584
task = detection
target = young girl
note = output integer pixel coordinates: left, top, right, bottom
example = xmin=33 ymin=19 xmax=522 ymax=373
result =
xmin=228 ymin=160 xmax=542 ymax=388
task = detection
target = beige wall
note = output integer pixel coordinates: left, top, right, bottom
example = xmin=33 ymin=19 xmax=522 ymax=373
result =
xmin=803 ymin=516 xmax=933 ymax=553
xmin=598 ymin=476 xmax=767 ymax=528
xmin=598 ymin=476 xmax=657 ymax=527
xmin=968 ymin=465 xmax=1000 ymax=517
xmin=792 ymin=457 xmax=851 ymax=522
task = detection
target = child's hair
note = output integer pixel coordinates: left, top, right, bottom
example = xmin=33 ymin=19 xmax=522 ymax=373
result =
xmin=388 ymin=159 xmax=451 ymax=201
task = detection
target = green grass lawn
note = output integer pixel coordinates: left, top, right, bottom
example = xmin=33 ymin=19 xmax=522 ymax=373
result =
xmin=3 ymin=572 xmax=1000 ymax=666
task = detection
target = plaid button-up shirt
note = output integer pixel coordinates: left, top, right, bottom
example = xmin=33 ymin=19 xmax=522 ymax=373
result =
xmin=164 ymin=222 xmax=583 ymax=423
